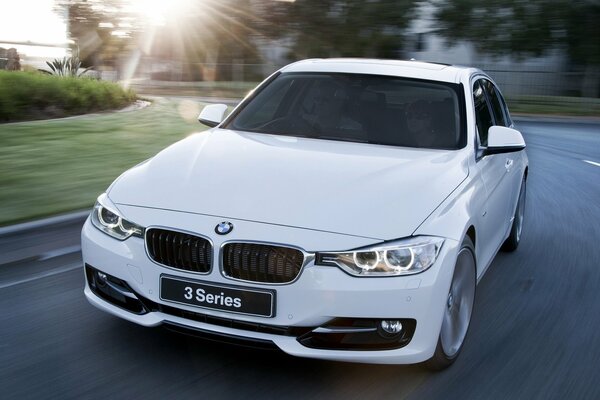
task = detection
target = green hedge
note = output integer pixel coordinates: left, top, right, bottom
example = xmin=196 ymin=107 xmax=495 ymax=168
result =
xmin=507 ymin=95 xmax=600 ymax=117
xmin=0 ymin=71 xmax=137 ymax=122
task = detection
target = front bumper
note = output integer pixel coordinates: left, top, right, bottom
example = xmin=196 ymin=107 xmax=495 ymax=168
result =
xmin=81 ymin=207 xmax=460 ymax=365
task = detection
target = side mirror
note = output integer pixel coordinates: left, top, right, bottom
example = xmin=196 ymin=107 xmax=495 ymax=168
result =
xmin=198 ymin=104 xmax=228 ymax=127
xmin=485 ymin=126 xmax=526 ymax=155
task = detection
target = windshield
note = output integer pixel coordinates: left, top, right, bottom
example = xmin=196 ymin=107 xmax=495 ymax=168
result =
xmin=226 ymin=72 xmax=466 ymax=149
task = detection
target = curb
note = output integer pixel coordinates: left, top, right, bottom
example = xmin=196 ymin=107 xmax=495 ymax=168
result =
xmin=144 ymin=95 xmax=241 ymax=106
xmin=0 ymin=100 xmax=152 ymax=126
xmin=0 ymin=210 xmax=90 ymax=237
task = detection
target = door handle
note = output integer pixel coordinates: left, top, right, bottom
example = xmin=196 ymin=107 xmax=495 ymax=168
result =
xmin=505 ymin=159 xmax=514 ymax=171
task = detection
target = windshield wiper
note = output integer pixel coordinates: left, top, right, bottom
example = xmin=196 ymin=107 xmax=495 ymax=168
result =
xmin=319 ymin=136 xmax=370 ymax=144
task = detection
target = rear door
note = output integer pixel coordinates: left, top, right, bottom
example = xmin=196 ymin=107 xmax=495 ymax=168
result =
xmin=472 ymin=78 xmax=513 ymax=268
xmin=482 ymin=79 xmax=523 ymax=213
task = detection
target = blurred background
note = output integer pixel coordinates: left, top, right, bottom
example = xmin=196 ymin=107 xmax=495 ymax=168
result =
xmin=1 ymin=4 xmax=600 ymax=398
xmin=3 ymin=0 xmax=600 ymax=101
xmin=0 ymin=0 xmax=599 ymax=225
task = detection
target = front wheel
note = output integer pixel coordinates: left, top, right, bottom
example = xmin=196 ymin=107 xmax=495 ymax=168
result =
xmin=425 ymin=236 xmax=476 ymax=370
xmin=502 ymin=176 xmax=526 ymax=252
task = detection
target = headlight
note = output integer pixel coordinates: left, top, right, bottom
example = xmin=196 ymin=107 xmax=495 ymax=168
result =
xmin=316 ymin=236 xmax=444 ymax=276
xmin=90 ymin=194 xmax=144 ymax=240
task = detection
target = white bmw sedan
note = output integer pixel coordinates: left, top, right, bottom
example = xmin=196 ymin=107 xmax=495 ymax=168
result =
xmin=82 ymin=59 xmax=528 ymax=369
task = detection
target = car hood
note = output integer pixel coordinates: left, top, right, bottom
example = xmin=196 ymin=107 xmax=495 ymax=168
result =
xmin=108 ymin=129 xmax=468 ymax=241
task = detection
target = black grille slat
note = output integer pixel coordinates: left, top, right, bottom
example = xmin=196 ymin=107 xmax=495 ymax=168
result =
xmin=154 ymin=231 xmax=160 ymax=261
xmin=146 ymin=228 xmax=211 ymax=273
xmin=192 ymin=239 xmax=199 ymax=265
xmin=165 ymin=232 xmax=172 ymax=266
xmin=157 ymin=231 xmax=165 ymax=262
xmin=223 ymin=243 xmax=303 ymax=284
xmin=174 ymin=234 xmax=181 ymax=267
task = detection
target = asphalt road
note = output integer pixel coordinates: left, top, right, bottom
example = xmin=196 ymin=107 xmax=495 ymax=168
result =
xmin=1 ymin=118 xmax=599 ymax=400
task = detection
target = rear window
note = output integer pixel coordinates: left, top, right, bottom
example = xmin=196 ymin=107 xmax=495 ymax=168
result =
xmin=226 ymin=73 xmax=466 ymax=150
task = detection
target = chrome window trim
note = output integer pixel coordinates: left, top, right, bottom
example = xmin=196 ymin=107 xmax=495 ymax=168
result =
xmin=471 ymin=75 xmax=493 ymax=162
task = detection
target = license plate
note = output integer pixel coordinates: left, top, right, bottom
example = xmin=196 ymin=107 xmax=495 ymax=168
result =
xmin=160 ymin=275 xmax=275 ymax=318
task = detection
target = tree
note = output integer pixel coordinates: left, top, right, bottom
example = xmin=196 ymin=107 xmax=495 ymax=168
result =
xmin=256 ymin=0 xmax=420 ymax=60
xmin=55 ymin=0 xmax=422 ymax=81
xmin=55 ymin=0 xmax=141 ymax=73
xmin=57 ymin=0 xmax=263 ymax=81
xmin=150 ymin=0 xmax=264 ymax=80
xmin=431 ymin=0 xmax=600 ymax=97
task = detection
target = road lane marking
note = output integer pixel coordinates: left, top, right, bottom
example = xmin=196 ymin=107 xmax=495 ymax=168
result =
xmin=583 ymin=160 xmax=600 ymax=167
xmin=0 ymin=263 xmax=81 ymax=289
xmin=38 ymin=245 xmax=82 ymax=261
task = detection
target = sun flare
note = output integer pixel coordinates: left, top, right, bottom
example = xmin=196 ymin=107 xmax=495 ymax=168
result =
xmin=131 ymin=0 xmax=196 ymax=26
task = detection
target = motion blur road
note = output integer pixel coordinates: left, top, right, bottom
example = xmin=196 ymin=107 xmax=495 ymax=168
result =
xmin=1 ymin=118 xmax=599 ymax=400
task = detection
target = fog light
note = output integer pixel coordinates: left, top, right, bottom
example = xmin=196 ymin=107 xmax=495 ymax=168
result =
xmin=380 ymin=320 xmax=403 ymax=335
xmin=96 ymin=271 xmax=108 ymax=287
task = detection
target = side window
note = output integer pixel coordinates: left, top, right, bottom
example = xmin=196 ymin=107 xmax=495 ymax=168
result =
xmin=473 ymin=80 xmax=494 ymax=147
xmin=497 ymin=90 xmax=512 ymax=127
xmin=483 ymin=79 xmax=507 ymax=127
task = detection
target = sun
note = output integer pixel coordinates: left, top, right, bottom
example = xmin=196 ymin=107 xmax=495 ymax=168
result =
xmin=131 ymin=0 xmax=195 ymax=26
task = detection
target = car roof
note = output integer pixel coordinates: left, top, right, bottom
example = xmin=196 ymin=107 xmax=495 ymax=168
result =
xmin=280 ymin=58 xmax=479 ymax=84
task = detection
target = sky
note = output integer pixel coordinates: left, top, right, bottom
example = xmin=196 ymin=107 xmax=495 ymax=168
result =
xmin=0 ymin=0 xmax=195 ymax=59
xmin=0 ymin=0 xmax=68 ymax=58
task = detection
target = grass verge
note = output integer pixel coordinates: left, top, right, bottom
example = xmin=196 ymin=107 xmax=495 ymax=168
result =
xmin=507 ymin=95 xmax=600 ymax=117
xmin=0 ymin=97 xmax=208 ymax=226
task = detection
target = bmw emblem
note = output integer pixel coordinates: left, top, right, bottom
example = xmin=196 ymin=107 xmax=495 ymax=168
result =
xmin=215 ymin=221 xmax=234 ymax=235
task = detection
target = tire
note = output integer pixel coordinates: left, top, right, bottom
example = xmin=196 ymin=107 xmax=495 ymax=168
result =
xmin=502 ymin=176 xmax=526 ymax=252
xmin=425 ymin=236 xmax=476 ymax=371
